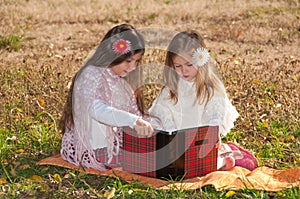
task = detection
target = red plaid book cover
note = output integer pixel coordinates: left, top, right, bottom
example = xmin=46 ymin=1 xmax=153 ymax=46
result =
xmin=122 ymin=126 xmax=219 ymax=179
xmin=182 ymin=126 xmax=219 ymax=178
xmin=122 ymin=127 xmax=157 ymax=177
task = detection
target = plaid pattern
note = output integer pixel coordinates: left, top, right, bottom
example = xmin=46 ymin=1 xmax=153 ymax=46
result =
xmin=122 ymin=126 xmax=219 ymax=179
xmin=122 ymin=126 xmax=156 ymax=177
xmin=182 ymin=126 xmax=219 ymax=178
xmin=94 ymin=148 xmax=123 ymax=169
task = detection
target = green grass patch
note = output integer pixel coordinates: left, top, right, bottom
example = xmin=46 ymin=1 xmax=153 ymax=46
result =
xmin=0 ymin=35 xmax=22 ymax=51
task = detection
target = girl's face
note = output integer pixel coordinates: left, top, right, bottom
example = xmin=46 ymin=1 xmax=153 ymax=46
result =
xmin=172 ymin=55 xmax=198 ymax=81
xmin=111 ymin=52 xmax=143 ymax=77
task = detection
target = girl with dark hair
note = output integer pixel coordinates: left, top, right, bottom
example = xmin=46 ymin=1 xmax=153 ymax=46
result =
xmin=60 ymin=24 xmax=155 ymax=171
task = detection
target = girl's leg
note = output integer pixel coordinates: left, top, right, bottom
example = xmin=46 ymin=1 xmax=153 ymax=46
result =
xmin=227 ymin=142 xmax=258 ymax=171
xmin=217 ymin=155 xmax=235 ymax=171
xmin=217 ymin=143 xmax=235 ymax=171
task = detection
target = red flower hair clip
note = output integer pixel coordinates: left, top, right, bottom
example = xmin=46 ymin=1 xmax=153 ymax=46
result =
xmin=112 ymin=39 xmax=131 ymax=54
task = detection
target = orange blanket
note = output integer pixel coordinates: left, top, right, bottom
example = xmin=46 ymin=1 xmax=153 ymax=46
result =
xmin=36 ymin=154 xmax=300 ymax=191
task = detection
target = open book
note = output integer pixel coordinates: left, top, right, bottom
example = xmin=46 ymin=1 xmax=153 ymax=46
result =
xmin=122 ymin=125 xmax=219 ymax=180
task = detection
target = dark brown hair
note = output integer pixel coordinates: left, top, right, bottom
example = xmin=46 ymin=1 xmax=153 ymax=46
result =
xmin=59 ymin=24 xmax=145 ymax=132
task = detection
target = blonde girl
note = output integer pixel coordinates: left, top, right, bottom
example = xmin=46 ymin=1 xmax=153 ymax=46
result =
xmin=150 ymin=30 xmax=258 ymax=171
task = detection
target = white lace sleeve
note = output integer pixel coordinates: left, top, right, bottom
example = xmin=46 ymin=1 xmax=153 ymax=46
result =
xmin=91 ymin=100 xmax=139 ymax=128
xmin=149 ymin=88 xmax=176 ymax=131
xmin=201 ymin=94 xmax=239 ymax=137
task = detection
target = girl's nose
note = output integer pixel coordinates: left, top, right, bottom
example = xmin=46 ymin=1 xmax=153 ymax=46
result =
xmin=182 ymin=66 xmax=188 ymax=73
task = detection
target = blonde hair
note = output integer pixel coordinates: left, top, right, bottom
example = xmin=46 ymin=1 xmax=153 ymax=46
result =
xmin=164 ymin=30 xmax=225 ymax=105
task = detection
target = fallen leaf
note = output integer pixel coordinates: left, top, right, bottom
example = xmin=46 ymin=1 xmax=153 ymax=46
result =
xmin=276 ymin=191 xmax=283 ymax=197
xmin=29 ymin=175 xmax=43 ymax=182
xmin=53 ymin=173 xmax=62 ymax=183
xmin=288 ymin=135 xmax=295 ymax=141
xmin=225 ymin=190 xmax=236 ymax=197
xmin=16 ymin=108 xmax=23 ymax=112
xmin=20 ymin=164 xmax=30 ymax=170
xmin=253 ymin=79 xmax=260 ymax=85
xmin=262 ymin=120 xmax=269 ymax=128
xmin=236 ymin=30 xmax=243 ymax=38
xmin=36 ymin=98 xmax=46 ymax=109
xmin=104 ymin=187 xmax=116 ymax=199
xmin=15 ymin=149 xmax=25 ymax=153
xmin=277 ymin=154 xmax=283 ymax=158
xmin=0 ymin=178 xmax=7 ymax=185
xmin=267 ymin=99 xmax=274 ymax=105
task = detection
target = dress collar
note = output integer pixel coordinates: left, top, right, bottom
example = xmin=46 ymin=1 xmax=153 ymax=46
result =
xmin=106 ymin=68 xmax=120 ymax=80
xmin=179 ymin=77 xmax=194 ymax=88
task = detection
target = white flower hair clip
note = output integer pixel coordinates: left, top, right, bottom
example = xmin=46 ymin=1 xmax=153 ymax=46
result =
xmin=192 ymin=47 xmax=210 ymax=67
xmin=112 ymin=39 xmax=132 ymax=54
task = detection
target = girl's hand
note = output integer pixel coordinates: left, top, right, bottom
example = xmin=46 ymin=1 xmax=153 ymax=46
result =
xmin=134 ymin=118 xmax=155 ymax=138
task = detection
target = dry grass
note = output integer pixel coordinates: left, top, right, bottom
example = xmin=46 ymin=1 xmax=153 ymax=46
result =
xmin=0 ymin=0 xmax=299 ymax=197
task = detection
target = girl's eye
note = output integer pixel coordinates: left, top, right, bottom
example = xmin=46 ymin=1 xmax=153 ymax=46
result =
xmin=187 ymin=64 xmax=193 ymax=67
xmin=126 ymin=59 xmax=132 ymax=63
xmin=174 ymin=65 xmax=181 ymax=68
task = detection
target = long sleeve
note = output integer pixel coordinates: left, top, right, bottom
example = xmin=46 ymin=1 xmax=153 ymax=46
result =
xmin=91 ymin=100 xmax=139 ymax=128
xmin=201 ymin=94 xmax=239 ymax=137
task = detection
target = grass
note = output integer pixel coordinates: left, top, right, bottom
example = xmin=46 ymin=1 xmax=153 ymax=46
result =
xmin=1 ymin=0 xmax=300 ymax=198
xmin=0 ymin=35 xmax=22 ymax=51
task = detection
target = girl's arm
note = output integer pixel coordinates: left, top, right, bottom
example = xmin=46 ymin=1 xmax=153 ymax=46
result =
xmin=91 ymin=100 xmax=155 ymax=137
xmin=201 ymin=94 xmax=239 ymax=137
xmin=91 ymin=100 xmax=139 ymax=128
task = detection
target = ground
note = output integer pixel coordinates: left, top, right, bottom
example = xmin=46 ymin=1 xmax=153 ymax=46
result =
xmin=0 ymin=0 xmax=299 ymax=198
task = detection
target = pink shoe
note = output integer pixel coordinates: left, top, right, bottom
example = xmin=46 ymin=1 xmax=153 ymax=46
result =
xmin=219 ymin=156 xmax=235 ymax=171
xmin=227 ymin=142 xmax=258 ymax=171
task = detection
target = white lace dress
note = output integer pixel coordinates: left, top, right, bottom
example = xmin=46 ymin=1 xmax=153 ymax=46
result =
xmin=61 ymin=65 xmax=142 ymax=171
